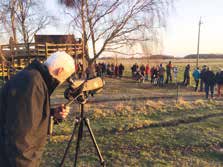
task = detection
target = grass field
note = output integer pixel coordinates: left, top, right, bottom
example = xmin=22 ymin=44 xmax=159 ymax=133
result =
xmin=40 ymin=58 xmax=223 ymax=167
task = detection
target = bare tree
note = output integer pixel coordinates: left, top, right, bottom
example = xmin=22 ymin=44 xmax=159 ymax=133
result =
xmin=0 ymin=0 xmax=52 ymax=44
xmin=16 ymin=0 xmax=51 ymax=44
xmin=0 ymin=0 xmax=18 ymax=43
xmin=59 ymin=0 xmax=172 ymax=65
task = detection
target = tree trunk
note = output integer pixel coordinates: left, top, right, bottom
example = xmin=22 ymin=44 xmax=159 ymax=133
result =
xmin=81 ymin=0 xmax=88 ymax=70
xmin=10 ymin=0 xmax=17 ymax=43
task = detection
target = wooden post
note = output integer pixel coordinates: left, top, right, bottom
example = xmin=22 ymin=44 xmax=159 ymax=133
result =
xmin=0 ymin=46 xmax=4 ymax=83
xmin=2 ymin=62 xmax=5 ymax=83
xmin=27 ymin=43 xmax=31 ymax=64
xmin=45 ymin=43 xmax=48 ymax=58
xmin=49 ymin=116 xmax=54 ymax=141
xmin=7 ymin=62 xmax=10 ymax=80
xmin=66 ymin=44 xmax=68 ymax=54
xmin=9 ymin=38 xmax=15 ymax=69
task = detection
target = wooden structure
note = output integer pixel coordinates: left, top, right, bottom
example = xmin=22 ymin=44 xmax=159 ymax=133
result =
xmin=0 ymin=35 xmax=84 ymax=80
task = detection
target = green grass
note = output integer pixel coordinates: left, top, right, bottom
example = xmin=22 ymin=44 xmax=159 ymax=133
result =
xmin=41 ymin=76 xmax=223 ymax=167
xmin=41 ymin=104 xmax=223 ymax=166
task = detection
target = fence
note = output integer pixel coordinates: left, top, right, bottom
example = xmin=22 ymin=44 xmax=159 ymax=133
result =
xmin=0 ymin=42 xmax=83 ymax=79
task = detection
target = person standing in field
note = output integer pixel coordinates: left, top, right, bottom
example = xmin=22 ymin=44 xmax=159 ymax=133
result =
xmin=153 ymin=65 xmax=159 ymax=85
xmin=165 ymin=61 xmax=172 ymax=84
xmin=203 ymin=67 xmax=216 ymax=99
xmin=173 ymin=66 xmax=178 ymax=82
xmin=111 ymin=63 xmax=115 ymax=77
xmin=114 ymin=64 xmax=118 ymax=77
xmin=183 ymin=64 xmax=190 ymax=86
xmin=131 ymin=63 xmax=136 ymax=79
xmin=77 ymin=62 xmax=83 ymax=79
xmin=150 ymin=66 xmax=155 ymax=83
xmin=158 ymin=64 xmax=165 ymax=86
xmin=145 ymin=64 xmax=150 ymax=81
xmin=101 ymin=62 xmax=106 ymax=77
xmin=140 ymin=64 xmax=146 ymax=77
xmin=192 ymin=67 xmax=200 ymax=92
xmin=118 ymin=63 xmax=125 ymax=78
xmin=199 ymin=65 xmax=207 ymax=92
xmin=215 ymin=68 xmax=223 ymax=97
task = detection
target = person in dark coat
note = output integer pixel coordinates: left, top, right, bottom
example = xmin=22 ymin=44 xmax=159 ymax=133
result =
xmin=131 ymin=63 xmax=137 ymax=79
xmin=140 ymin=64 xmax=146 ymax=76
xmin=115 ymin=64 xmax=119 ymax=77
xmin=150 ymin=66 xmax=155 ymax=83
xmin=183 ymin=64 xmax=190 ymax=86
xmin=0 ymin=51 xmax=75 ymax=167
xmin=118 ymin=63 xmax=124 ymax=78
xmin=203 ymin=67 xmax=216 ymax=99
xmin=199 ymin=65 xmax=207 ymax=92
xmin=77 ymin=62 xmax=83 ymax=79
xmin=165 ymin=61 xmax=172 ymax=84
xmin=215 ymin=68 xmax=223 ymax=97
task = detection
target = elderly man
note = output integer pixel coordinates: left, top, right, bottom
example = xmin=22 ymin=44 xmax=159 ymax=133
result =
xmin=0 ymin=51 xmax=75 ymax=167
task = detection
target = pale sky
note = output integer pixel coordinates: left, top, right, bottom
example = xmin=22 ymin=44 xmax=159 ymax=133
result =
xmin=2 ymin=0 xmax=223 ymax=58
xmin=162 ymin=0 xmax=223 ymax=57
xmin=43 ymin=0 xmax=223 ymax=57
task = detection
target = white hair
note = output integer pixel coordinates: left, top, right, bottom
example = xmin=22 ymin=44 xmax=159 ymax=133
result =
xmin=44 ymin=51 xmax=75 ymax=74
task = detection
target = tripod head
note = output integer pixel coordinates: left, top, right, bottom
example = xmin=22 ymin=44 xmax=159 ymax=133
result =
xmin=64 ymin=77 xmax=105 ymax=105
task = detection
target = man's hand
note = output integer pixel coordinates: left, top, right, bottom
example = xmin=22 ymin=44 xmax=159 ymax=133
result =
xmin=53 ymin=104 xmax=70 ymax=120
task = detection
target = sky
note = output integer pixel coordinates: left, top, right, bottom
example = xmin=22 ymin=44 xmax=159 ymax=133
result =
xmin=162 ymin=0 xmax=223 ymax=57
xmin=43 ymin=0 xmax=223 ymax=57
xmin=1 ymin=0 xmax=223 ymax=58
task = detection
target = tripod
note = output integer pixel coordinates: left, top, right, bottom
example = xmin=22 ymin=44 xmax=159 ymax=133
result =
xmin=59 ymin=103 xmax=105 ymax=167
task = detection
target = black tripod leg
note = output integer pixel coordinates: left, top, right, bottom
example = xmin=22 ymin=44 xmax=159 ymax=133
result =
xmin=74 ymin=119 xmax=84 ymax=167
xmin=60 ymin=118 xmax=79 ymax=167
xmin=84 ymin=118 xmax=105 ymax=166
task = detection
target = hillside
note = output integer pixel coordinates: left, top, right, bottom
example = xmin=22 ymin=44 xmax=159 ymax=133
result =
xmin=185 ymin=54 xmax=223 ymax=59
xmin=99 ymin=54 xmax=174 ymax=60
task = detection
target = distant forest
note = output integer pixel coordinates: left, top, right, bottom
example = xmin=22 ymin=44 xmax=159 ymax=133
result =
xmin=100 ymin=54 xmax=223 ymax=60
xmin=184 ymin=54 xmax=223 ymax=59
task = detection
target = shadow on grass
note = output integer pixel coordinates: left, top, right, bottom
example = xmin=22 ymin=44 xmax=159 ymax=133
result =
xmin=105 ymin=110 xmax=223 ymax=135
xmin=195 ymin=150 xmax=223 ymax=163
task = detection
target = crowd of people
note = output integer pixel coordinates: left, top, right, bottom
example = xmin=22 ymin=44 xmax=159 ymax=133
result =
xmin=75 ymin=62 xmax=125 ymax=79
xmin=75 ymin=61 xmax=223 ymax=99
xmin=130 ymin=61 xmax=223 ymax=99
xmin=131 ymin=61 xmax=175 ymax=86
xmin=192 ymin=65 xmax=223 ymax=99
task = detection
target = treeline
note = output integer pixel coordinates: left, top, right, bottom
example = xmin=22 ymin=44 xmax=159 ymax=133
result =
xmin=100 ymin=55 xmax=175 ymax=60
xmin=100 ymin=54 xmax=223 ymax=60
xmin=184 ymin=54 xmax=223 ymax=59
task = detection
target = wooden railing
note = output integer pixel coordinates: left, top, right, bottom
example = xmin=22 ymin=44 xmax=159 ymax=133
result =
xmin=0 ymin=42 xmax=83 ymax=59
xmin=0 ymin=42 xmax=84 ymax=79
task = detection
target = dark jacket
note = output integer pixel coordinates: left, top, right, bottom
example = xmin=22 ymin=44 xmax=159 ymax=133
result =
xmin=216 ymin=71 xmax=223 ymax=85
xmin=200 ymin=68 xmax=206 ymax=80
xmin=0 ymin=60 xmax=59 ymax=167
xmin=118 ymin=64 xmax=124 ymax=73
xmin=203 ymin=70 xmax=216 ymax=85
xmin=184 ymin=65 xmax=190 ymax=77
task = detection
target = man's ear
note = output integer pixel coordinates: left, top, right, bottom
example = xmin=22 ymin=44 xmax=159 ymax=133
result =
xmin=56 ymin=67 xmax=64 ymax=76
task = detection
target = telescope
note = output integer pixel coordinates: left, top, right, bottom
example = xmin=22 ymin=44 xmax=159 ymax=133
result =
xmin=60 ymin=77 xmax=106 ymax=166
xmin=64 ymin=77 xmax=105 ymax=104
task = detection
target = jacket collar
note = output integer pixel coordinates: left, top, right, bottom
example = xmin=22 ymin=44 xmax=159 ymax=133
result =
xmin=27 ymin=60 xmax=60 ymax=95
